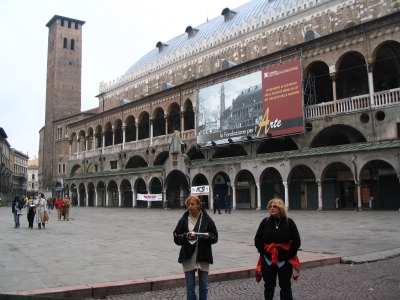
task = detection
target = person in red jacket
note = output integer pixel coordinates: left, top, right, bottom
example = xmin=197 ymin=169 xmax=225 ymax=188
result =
xmin=54 ymin=196 xmax=64 ymax=221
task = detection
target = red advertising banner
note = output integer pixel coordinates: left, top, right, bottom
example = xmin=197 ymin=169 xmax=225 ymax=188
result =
xmin=258 ymin=59 xmax=303 ymax=137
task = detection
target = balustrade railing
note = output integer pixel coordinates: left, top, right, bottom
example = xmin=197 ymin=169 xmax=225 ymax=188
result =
xmin=181 ymin=129 xmax=195 ymax=140
xmin=305 ymin=88 xmax=400 ymax=119
xmin=103 ymin=144 xmax=122 ymax=154
xmin=374 ymin=88 xmax=400 ymax=107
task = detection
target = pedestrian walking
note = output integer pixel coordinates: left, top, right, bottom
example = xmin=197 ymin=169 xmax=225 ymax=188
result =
xmin=12 ymin=196 xmax=23 ymax=228
xmin=225 ymin=192 xmax=232 ymax=214
xmin=173 ymin=195 xmax=218 ymax=300
xmin=47 ymin=197 xmax=53 ymax=210
xmin=62 ymin=194 xmax=72 ymax=221
xmin=213 ymin=194 xmax=221 ymax=214
xmin=254 ymin=198 xmax=301 ymax=300
xmin=55 ymin=196 xmax=64 ymax=220
xmin=34 ymin=193 xmax=48 ymax=229
xmin=26 ymin=194 xmax=36 ymax=229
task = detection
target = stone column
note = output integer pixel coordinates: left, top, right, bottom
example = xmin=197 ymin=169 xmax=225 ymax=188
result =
xmin=232 ymin=185 xmax=236 ymax=210
xmin=256 ymin=183 xmax=261 ymax=210
xmin=165 ymin=116 xmax=168 ymax=136
xmin=356 ymin=181 xmax=362 ymax=211
xmin=69 ymin=140 xmax=72 ymax=154
xmin=135 ymin=121 xmax=139 ymax=142
xmin=209 ymin=186 xmax=214 ymax=210
xmin=76 ymin=138 xmax=80 ymax=153
xmin=181 ymin=110 xmax=185 ymax=132
xmin=317 ymin=181 xmax=323 ymax=211
xmin=283 ymin=182 xmax=289 ymax=210
xmin=112 ymin=127 xmax=115 ymax=146
xmin=367 ymin=60 xmax=375 ymax=107
xmin=118 ymin=189 xmax=122 ymax=207
xmin=122 ymin=124 xmax=126 ymax=150
xmin=86 ymin=190 xmax=89 ymax=207
xmin=330 ymin=72 xmax=337 ymax=113
xmin=163 ymin=188 xmax=168 ymax=209
xmin=193 ymin=104 xmax=197 ymax=132
xmin=105 ymin=189 xmax=109 ymax=207
xmin=94 ymin=189 xmax=98 ymax=207
xmin=133 ymin=188 xmax=137 ymax=207
xmin=102 ymin=130 xmax=105 ymax=149
xmin=150 ymin=119 xmax=154 ymax=146
xmin=85 ymin=136 xmax=89 ymax=151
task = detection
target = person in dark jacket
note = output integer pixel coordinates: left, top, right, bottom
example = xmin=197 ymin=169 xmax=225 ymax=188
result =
xmin=254 ymin=198 xmax=301 ymax=300
xmin=26 ymin=194 xmax=36 ymax=229
xmin=173 ymin=195 xmax=218 ymax=300
xmin=12 ymin=196 xmax=23 ymax=228
xmin=225 ymin=192 xmax=232 ymax=214
xmin=213 ymin=194 xmax=221 ymax=214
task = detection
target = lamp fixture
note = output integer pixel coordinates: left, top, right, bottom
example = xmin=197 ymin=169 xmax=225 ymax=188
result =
xmin=228 ymin=138 xmax=233 ymax=143
xmin=211 ymin=141 xmax=216 ymax=146
xmin=246 ymin=135 xmax=252 ymax=141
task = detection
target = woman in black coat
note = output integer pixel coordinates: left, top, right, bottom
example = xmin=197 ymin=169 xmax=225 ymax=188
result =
xmin=26 ymin=194 xmax=36 ymax=229
xmin=254 ymin=198 xmax=301 ymax=300
xmin=173 ymin=195 xmax=218 ymax=300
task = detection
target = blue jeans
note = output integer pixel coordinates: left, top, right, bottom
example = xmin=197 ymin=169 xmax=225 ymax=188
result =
xmin=184 ymin=269 xmax=209 ymax=300
xmin=14 ymin=212 xmax=20 ymax=228
xmin=225 ymin=204 xmax=232 ymax=213
xmin=262 ymin=257 xmax=293 ymax=300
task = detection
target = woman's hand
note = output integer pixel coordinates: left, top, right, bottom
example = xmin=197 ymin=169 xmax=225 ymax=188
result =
xmin=187 ymin=231 xmax=196 ymax=240
xmin=203 ymin=233 xmax=210 ymax=240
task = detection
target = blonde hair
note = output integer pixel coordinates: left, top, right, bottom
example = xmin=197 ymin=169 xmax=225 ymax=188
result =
xmin=267 ymin=198 xmax=287 ymax=217
xmin=185 ymin=195 xmax=202 ymax=208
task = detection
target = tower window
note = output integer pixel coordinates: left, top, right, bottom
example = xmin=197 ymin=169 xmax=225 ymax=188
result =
xmin=75 ymin=22 xmax=78 ymax=30
xmin=68 ymin=21 xmax=71 ymax=28
xmin=61 ymin=19 xmax=64 ymax=26
xmin=71 ymin=39 xmax=75 ymax=50
xmin=63 ymin=38 xmax=68 ymax=49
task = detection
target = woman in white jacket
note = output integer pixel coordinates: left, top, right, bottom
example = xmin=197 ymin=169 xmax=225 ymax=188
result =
xmin=34 ymin=193 xmax=47 ymax=229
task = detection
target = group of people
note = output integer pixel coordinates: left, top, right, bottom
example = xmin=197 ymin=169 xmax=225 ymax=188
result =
xmin=12 ymin=194 xmax=72 ymax=229
xmin=174 ymin=196 xmax=301 ymax=300
xmin=212 ymin=193 xmax=232 ymax=214
xmin=50 ymin=195 xmax=72 ymax=221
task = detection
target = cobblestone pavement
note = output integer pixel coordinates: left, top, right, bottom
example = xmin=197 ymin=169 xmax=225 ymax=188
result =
xmin=91 ymin=256 xmax=400 ymax=300
xmin=1 ymin=207 xmax=400 ymax=298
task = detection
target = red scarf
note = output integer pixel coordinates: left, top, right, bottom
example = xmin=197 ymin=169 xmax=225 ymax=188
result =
xmin=255 ymin=242 xmax=300 ymax=282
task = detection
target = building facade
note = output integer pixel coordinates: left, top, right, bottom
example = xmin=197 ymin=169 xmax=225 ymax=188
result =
xmin=0 ymin=128 xmax=11 ymax=204
xmin=43 ymin=0 xmax=400 ymax=211
xmin=27 ymin=164 xmax=39 ymax=196
xmin=11 ymin=149 xmax=29 ymax=199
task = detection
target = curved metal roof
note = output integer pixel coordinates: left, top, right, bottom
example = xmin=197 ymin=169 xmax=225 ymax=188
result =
xmin=124 ymin=0 xmax=327 ymax=76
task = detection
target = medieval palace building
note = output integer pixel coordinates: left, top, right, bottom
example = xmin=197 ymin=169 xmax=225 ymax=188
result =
xmin=39 ymin=0 xmax=400 ymax=211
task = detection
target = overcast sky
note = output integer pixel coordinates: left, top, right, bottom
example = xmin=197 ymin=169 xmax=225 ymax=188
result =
xmin=0 ymin=0 xmax=247 ymax=160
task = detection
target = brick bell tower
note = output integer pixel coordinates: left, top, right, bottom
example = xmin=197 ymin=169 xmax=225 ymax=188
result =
xmin=41 ymin=15 xmax=85 ymax=192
